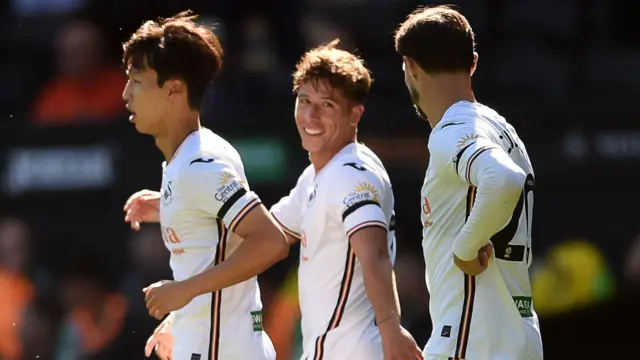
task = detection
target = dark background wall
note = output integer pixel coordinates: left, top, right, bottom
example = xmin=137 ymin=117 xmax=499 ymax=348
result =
xmin=0 ymin=0 xmax=638 ymax=359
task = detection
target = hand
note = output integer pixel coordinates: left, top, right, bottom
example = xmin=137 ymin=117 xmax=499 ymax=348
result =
xmin=453 ymin=243 xmax=493 ymax=276
xmin=379 ymin=317 xmax=423 ymax=360
xmin=124 ymin=189 xmax=161 ymax=230
xmin=144 ymin=280 xmax=193 ymax=320
xmin=145 ymin=315 xmax=174 ymax=359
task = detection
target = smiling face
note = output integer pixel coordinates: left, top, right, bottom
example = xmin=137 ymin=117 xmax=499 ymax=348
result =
xmin=294 ymin=79 xmax=361 ymax=155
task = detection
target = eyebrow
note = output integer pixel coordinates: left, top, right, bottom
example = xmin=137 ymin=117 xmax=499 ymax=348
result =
xmin=297 ymin=93 xmax=336 ymax=100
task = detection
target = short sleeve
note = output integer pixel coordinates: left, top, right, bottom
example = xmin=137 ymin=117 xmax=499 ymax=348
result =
xmin=270 ymin=181 xmax=305 ymax=240
xmin=431 ymin=127 xmax=502 ymax=187
xmin=332 ymin=166 xmax=388 ymax=238
xmin=182 ymin=159 xmax=261 ymax=232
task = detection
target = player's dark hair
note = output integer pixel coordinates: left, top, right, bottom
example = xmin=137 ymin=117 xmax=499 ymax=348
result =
xmin=123 ymin=10 xmax=223 ymax=111
xmin=293 ymin=39 xmax=372 ymax=104
xmin=395 ymin=5 xmax=476 ymax=74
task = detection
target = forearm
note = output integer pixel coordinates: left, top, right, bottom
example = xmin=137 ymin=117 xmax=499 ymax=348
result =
xmin=453 ymin=154 xmax=525 ymax=260
xmin=361 ymin=253 xmax=401 ymax=323
xmin=183 ymin=234 xmax=288 ymax=297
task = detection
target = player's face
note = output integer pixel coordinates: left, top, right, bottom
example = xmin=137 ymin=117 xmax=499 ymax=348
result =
xmin=122 ymin=65 xmax=170 ymax=136
xmin=402 ymin=59 xmax=427 ymax=120
xmin=403 ymin=60 xmax=420 ymax=104
xmin=294 ymin=80 xmax=359 ymax=155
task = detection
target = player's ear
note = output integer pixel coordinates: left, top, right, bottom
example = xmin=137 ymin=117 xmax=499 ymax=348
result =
xmin=403 ymin=56 xmax=419 ymax=81
xmin=470 ymin=51 xmax=479 ymax=76
xmin=349 ymin=104 xmax=364 ymax=127
xmin=166 ymin=79 xmax=185 ymax=99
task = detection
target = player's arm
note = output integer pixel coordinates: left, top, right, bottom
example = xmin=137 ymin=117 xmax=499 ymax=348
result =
xmin=270 ymin=172 xmax=307 ymax=244
xmin=339 ymin=169 xmax=422 ymax=357
xmin=440 ymin=131 xmax=526 ymax=261
xmin=179 ymin=161 xmax=289 ymax=297
xmin=350 ymin=227 xmax=401 ymax=325
xmin=335 ymin=171 xmax=400 ymax=325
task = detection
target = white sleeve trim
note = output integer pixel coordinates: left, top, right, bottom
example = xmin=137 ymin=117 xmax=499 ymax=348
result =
xmin=452 ymin=147 xmax=526 ymax=261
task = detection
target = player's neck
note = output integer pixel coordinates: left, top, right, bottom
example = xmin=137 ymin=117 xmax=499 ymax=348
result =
xmin=310 ymin=138 xmax=355 ymax=173
xmin=419 ymin=76 xmax=476 ymax=128
xmin=155 ymin=113 xmax=201 ymax=162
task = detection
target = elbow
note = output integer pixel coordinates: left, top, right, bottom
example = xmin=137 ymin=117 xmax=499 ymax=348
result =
xmin=270 ymin=230 xmax=290 ymax=262
xmin=497 ymin=168 xmax=526 ymax=196
xmin=276 ymin=235 xmax=290 ymax=261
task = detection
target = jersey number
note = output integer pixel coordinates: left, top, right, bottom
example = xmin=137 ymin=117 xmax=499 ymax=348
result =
xmin=490 ymin=174 xmax=534 ymax=263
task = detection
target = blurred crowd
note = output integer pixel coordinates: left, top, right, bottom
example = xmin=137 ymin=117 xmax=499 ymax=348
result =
xmin=0 ymin=0 xmax=639 ymax=359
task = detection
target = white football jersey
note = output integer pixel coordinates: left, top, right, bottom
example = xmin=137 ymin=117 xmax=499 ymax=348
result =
xmin=271 ymin=143 xmax=396 ymax=360
xmin=159 ymin=128 xmax=274 ymax=359
xmin=422 ymin=101 xmax=543 ymax=359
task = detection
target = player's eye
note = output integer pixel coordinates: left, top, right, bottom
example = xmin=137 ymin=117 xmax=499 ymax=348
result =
xmin=299 ymin=98 xmax=310 ymax=104
xmin=322 ymin=101 xmax=334 ymax=108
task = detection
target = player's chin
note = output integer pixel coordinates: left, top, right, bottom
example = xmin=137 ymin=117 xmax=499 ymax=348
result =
xmin=133 ymin=119 xmax=153 ymax=135
xmin=300 ymin=136 xmax=326 ymax=153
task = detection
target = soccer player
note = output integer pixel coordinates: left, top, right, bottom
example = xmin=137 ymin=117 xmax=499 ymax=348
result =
xmin=121 ymin=11 xmax=287 ymax=360
xmin=394 ymin=6 xmax=543 ymax=360
xmin=270 ymin=40 xmax=422 ymax=360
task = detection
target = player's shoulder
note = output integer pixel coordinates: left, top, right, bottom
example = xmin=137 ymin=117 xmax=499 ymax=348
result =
xmin=324 ymin=144 xmax=386 ymax=188
xmin=171 ymin=139 xmax=245 ymax=193
xmin=178 ymin=129 xmax=242 ymax=170
xmin=430 ymin=102 xmax=506 ymax=152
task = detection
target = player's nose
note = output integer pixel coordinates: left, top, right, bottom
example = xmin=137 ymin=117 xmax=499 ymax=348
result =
xmin=122 ymin=83 xmax=132 ymax=103
xmin=304 ymin=104 xmax=321 ymax=120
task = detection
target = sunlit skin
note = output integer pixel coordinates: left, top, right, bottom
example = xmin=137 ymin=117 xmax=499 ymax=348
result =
xmin=294 ymin=79 xmax=364 ymax=172
xmin=122 ymin=61 xmax=200 ymax=162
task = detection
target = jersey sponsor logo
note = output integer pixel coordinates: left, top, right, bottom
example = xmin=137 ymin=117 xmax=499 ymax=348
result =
xmin=342 ymin=182 xmax=379 ymax=208
xmin=343 ymin=162 xmax=366 ymax=171
xmin=214 ymin=171 xmax=246 ymax=203
xmin=308 ymin=185 xmax=317 ymax=205
xmin=440 ymin=325 xmax=452 ymax=338
xmin=456 ymin=133 xmax=479 ymax=149
xmin=251 ymin=310 xmax=264 ymax=331
xmin=301 ymin=231 xmax=309 ymax=262
xmin=441 ymin=122 xmax=464 ymax=129
xmin=513 ymin=296 xmax=533 ymax=317
xmin=422 ymin=196 xmax=433 ymax=228
xmin=189 ymin=157 xmax=214 ymax=165
xmin=161 ymin=226 xmax=182 ymax=244
xmin=162 ymin=181 xmax=173 ymax=205
xmin=161 ymin=226 xmax=185 ymax=255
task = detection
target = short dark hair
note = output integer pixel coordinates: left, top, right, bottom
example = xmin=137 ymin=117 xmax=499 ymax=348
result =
xmin=292 ymin=39 xmax=372 ymax=104
xmin=123 ymin=10 xmax=223 ymax=111
xmin=395 ymin=6 xmax=475 ymax=74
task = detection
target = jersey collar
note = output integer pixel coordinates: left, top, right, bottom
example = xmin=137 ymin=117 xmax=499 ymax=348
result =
xmin=313 ymin=142 xmax=358 ymax=179
xmin=434 ymin=100 xmax=477 ymax=131
xmin=162 ymin=129 xmax=200 ymax=169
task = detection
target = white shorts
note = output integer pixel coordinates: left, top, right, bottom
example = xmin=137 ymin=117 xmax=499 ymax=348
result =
xmin=171 ymin=312 xmax=276 ymax=360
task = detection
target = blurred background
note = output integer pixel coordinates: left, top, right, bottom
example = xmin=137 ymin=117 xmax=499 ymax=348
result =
xmin=0 ymin=0 xmax=638 ymax=359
